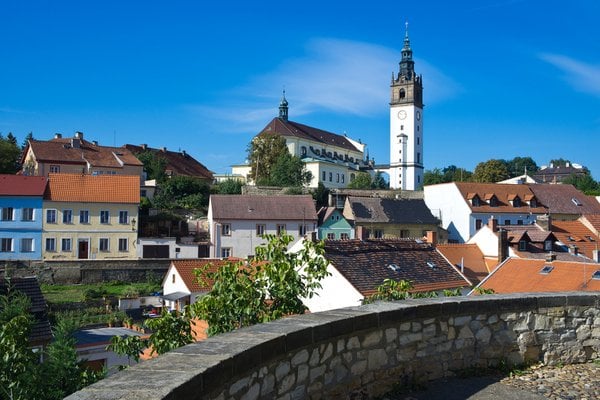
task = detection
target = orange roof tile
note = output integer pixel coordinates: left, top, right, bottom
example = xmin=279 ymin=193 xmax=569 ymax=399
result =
xmin=45 ymin=173 xmax=140 ymax=203
xmin=455 ymin=182 xmax=547 ymax=214
xmin=436 ymin=243 xmax=491 ymax=284
xmin=551 ymin=220 xmax=600 ymax=259
xmin=477 ymin=258 xmax=600 ymax=293
xmin=170 ymin=259 xmax=233 ymax=292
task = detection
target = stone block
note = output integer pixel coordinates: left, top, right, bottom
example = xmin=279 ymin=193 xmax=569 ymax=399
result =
xmin=277 ymin=373 xmax=296 ymax=395
xmin=241 ymin=383 xmax=260 ymax=400
xmin=275 ymin=361 xmax=290 ymax=381
xmin=291 ymin=349 xmax=309 ymax=367
xmin=309 ymin=364 xmax=325 ymax=384
xmin=362 ymin=330 xmax=382 ymax=347
xmin=367 ymin=348 xmax=388 ymax=370
xmin=297 ymin=364 xmax=309 ymax=384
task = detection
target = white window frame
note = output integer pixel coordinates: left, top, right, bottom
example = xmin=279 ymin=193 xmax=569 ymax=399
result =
xmin=20 ymin=238 xmax=34 ymax=252
xmin=277 ymin=224 xmax=286 ymax=235
xmin=22 ymin=208 xmax=34 ymax=221
xmin=45 ymin=238 xmax=56 ymax=252
xmin=79 ymin=210 xmax=90 ymax=224
xmin=1 ymin=207 xmax=14 ymax=221
xmin=49 ymin=165 xmax=60 ymax=173
xmin=63 ymin=209 xmax=73 ymax=224
xmin=100 ymin=210 xmax=110 ymax=224
xmin=118 ymin=211 xmax=129 ymax=224
xmin=1 ymin=238 xmax=13 ymax=252
xmin=118 ymin=238 xmax=128 ymax=252
xmin=46 ymin=209 xmax=57 ymax=224
xmin=61 ymin=238 xmax=72 ymax=252
xmin=99 ymin=238 xmax=110 ymax=252
xmin=256 ymin=224 xmax=265 ymax=236
xmin=221 ymin=223 xmax=231 ymax=236
xmin=221 ymin=247 xmax=231 ymax=258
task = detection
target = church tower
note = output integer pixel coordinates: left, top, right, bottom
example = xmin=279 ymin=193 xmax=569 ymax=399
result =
xmin=389 ymin=23 xmax=424 ymax=190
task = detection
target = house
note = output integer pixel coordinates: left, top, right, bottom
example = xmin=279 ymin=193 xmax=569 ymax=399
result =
xmin=527 ymin=184 xmax=600 ymax=221
xmin=317 ymin=207 xmax=354 ymax=240
xmin=21 ymin=132 xmax=143 ymax=178
xmin=343 ymin=196 xmax=444 ymax=241
xmin=471 ymin=257 xmax=600 ymax=294
xmin=124 ymin=144 xmax=213 ymax=182
xmin=232 ymin=94 xmax=371 ymax=189
xmin=424 ymin=182 xmax=548 ymax=243
xmin=532 ymin=162 xmax=589 ymax=184
xmin=548 ymin=219 xmax=600 ymax=261
xmin=0 ymin=276 xmax=53 ymax=351
xmin=43 ymin=174 xmax=140 ymax=260
xmin=296 ymin=238 xmax=471 ymax=313
xmin=0 ymin=175 xmax=47 ymax=261
xmin=207 ymin=195 xmax=317 ymax=259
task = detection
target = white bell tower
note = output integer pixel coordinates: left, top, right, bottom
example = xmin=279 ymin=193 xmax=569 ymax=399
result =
xmin=389 ymin=23 xmax=424 ymax=190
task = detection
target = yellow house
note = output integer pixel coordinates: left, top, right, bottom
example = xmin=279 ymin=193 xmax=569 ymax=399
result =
xmin=43 ymin=174 xmax=140 ymax=260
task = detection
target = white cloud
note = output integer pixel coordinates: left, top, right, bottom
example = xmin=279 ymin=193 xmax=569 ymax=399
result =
xmin=188 ymin=38 xmax=460 ymax=134
xmin=539 ymin=53 xmax=600 ymax=98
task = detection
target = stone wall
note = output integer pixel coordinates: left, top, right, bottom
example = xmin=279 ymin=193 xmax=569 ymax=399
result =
xmin=66 ymin=293 xmax=600 ymax=400
xmin=1 ymin=259 xmax=171 ymax=284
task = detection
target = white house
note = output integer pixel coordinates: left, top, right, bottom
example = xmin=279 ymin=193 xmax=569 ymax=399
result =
xmin=207 ymin=194 xmax=317 ymax=259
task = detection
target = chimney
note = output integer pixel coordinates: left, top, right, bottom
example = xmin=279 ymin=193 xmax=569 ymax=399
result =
xmin=71 ymin=138 xmax=81 ymax=148
xmin=498 ymin=229 xmax=508 ymax=263
xmin=356 ymin=226 xmax=365 ymax=240
xmin=54 ymin=133 xmax=62 ymax=139
xmin=75 ymin=131 xmax=84 ymax=139
xmin=161 ymin=147 xmax=167 ymax=152
xmin=141 ymin=144 xmax=148 ymax=150
xmin=92 ymin=140 xmax=98 ymax=146
xmin=569 ymin=245 xmax=579 ymax=255
xmin=182 ymin=150 xmax=187 ymax=157
xmin=536 ymin=214 xmax=552 ymax=231
xmin=592 ymin=249 xmax=600 ymax=263
xmin=425 ymin=230 xmax=437 ymax=246
xmin=546 ymin=252 xmax=557 ymax=262
xmin=488 ymin=216 xmax=498 ymax=232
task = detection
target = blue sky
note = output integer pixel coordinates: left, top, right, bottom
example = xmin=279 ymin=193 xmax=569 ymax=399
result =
xmin=1 ymin=1 xmax=599 ymax=178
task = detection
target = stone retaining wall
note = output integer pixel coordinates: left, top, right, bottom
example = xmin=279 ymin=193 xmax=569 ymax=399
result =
xmin=66 ymin=292 xmax=600 ymax=400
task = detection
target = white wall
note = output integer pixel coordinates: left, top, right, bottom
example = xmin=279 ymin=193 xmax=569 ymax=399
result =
xmin=424 ymin=183 xmax=471 ymax=242
xmin=137 ymin=237 xmax=199 ymax=259
xmin=302 ymin=263 xmax=364 ymax=312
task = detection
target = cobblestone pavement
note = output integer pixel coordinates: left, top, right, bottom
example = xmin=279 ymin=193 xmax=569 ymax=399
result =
xmin=382 ymin=361 xmax=600 ymax=400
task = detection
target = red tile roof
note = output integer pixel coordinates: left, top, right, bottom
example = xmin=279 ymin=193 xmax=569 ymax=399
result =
xmin=259 ymin=118 xmax=361 ymax=153
xmin=436 ymin=243 xmax=491 ymax=284
xmin=477 ymin=258 xmax=600 ymax=293
xmin=455 ymin=182 xmax=547 ymax=214
xmin=210 ymin=195 xmax=317 ymax=221
xmin=45 ymin=173 xmax=140 ymax=203
xmin=0 ymin=174 xmax=47 ymax=196
xmin=527 ymin=184 xmax=600 ymax=215
xmin=170 ymin=259 xmax=233 ymax=292
xmin=124 ymin=144 xmax=213 ymax=180
xmin=323 ymin=239 xmax=471 ymax=296
xmin=23 ymin=136 xmax=142 ymax=168
xmin=550 ymin=220 xmax=600 ymax=259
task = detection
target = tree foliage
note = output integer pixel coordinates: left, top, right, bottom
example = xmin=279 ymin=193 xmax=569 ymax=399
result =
xmin=193 ymin=234 xmax=329 ymax=336
xmin=563 ymin=173 xmax=600 ymax=195
xmin=0 ymin=133 xmax=22 ymax=174
xmin=347 ymin=172 xmax=373 ymax=189
xmin=472 ymin=159 xmax=510 ymax=183
xmin=153 ymin=176 xmax=211 ymax=211
xmin=213 ymin=178 xmax=243 ymax=194
xmin=312 ymin=182 xmax=330 ymax=209
xmin=247 ymin=133 xmax=289 ymax=184
xmin=136 ymin=151 xmax=168 ymax=183
xmin=506 ymin=156 xmax=539 ymax=178
xmin=268 ymin=152 xmax=312 ymax=187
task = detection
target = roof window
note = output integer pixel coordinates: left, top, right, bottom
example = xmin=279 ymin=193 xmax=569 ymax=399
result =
xmin=592 ymin=270 xmax=600 ymax=280
xmin=571 ymin=197 xmax=582 ymax=206
xmin=388 ymin=264 xmax=400 ymax=272
xmin=426 ymin=261 xmax=437 ymax=269
xmin=539 ymin=265 xmax=554 ymax=275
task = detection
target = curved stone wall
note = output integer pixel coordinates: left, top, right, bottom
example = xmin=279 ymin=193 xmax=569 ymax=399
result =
xmin=66 ymin=293 xmax=600 ymax=400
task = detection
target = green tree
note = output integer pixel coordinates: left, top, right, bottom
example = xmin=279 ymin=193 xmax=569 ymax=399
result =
xmin=424 ymin=168 xmax=445 ymax=185
xmin=21 ymin=132 xmax=34 ymax=151
xmin=549 ymin=158 xmax=570 ymax=167
xmin=563 ymin=174 xmax=600 ymax=195
xmin=193 ymin=234 xmax=329 ymax=336
xmin=247 ymin=133 xmax=288 ymax=184
xmin=153 ymin=176 xmax=211 ymax=211
xmin=362 ymin=279 xmax=413 ymax=304
xmin=0 ymin=134 xmax=22 ymax=174
xmin=472 ymin=159 xmax=510 ymax=183
xmin=347 ymin=172 xmax=373 ymax=189
xmin=443 ymin=165 xmax=472 ymax=182
xmin=269 ymin=152 xmax=312 ymax=187
xmin=213 ymin=178 xmax=243 ymax=194
xmin=312 ymin=182 xmax=330 ymax=209
xmin=506 ymin=156 xmax=539 ymax=177
xmin=136 ymin=151 xmax=168 ymax=182
xmin=372 ymin=172 xmax=388 ymax=189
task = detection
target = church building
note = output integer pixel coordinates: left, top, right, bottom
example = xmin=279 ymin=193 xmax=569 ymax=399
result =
xmin=388 ymin=23 xmax=424 ymax=190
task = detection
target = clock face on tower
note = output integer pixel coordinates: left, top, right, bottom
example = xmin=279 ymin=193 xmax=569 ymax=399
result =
xmin=397 ymin=110 xmax=407 ymax=120
xmin=416 ymin=110 xmax=421 ymax=121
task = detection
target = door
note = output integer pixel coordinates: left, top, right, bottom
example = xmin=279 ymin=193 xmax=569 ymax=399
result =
xmin=78 ymin=239 xmax=89 ymax=259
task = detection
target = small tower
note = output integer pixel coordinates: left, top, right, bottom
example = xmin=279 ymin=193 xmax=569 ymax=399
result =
xmin=278 ymin=90 xmax=289 ymax=121
xmin=389 ymin=22 xmax=424 ymax=190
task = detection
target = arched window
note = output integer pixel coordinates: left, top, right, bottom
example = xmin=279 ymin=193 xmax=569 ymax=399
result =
xmin=350 ymin=173 xmax=356 ymax=182
xmin=301 ymin=146 xmax=307 ymax=156
xmin=399 ymin=89 xmax=406 ymax=99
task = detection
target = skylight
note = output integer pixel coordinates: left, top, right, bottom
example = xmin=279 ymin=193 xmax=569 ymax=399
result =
xmin=539 ymin=265 xmax=554 ymax=275
xmin=592 ymin=270 xmax=600 ymax=280
xmin=388 ymin=264 xmax=400 ymax=272
xmin=571 ymin=197 xmax=582 ymax=206
xmin=426 ymin=261 xmax=437 ymax=269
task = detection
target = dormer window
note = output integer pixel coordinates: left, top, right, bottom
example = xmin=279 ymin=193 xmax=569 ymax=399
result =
xmin=489 ymin=196 xmax=498 ymax=207
xmin=544 ymin=240 xmax=553 ymax=251
xmin=530 ymin=198 xmax=537 ymax=208
xmin=519 ymin=240 xmax=527 ymax=251
xmin=512 ymin=196 xmax=521 ymax=207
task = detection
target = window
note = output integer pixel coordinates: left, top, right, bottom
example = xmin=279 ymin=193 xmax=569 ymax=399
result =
xmin=277 ymin=224 xmax=286 ymax=235
xmin=336 ymin=173 xmax=340 ymax=183
xmin=172 ymin=274 xmax=176 ymax=283
xmin=513 ymin=197 xmax=521 ymax=207
xmin=322 ymin=171 xmax=326 ymax=181
xmin=62 ymin=209 xmax=73 ymax=224
xmin=100 ymin=210 xmax=110 ymax=224
xmin=221 ymin=223 xmax=231 ymax=236
xmin=301 ymin=146 xmax=307 ymax=156
xmin=118 ymin=238 xmax=128 ymax=252
xmin=539 ymin=265 xmax=554 ymax=275
xmin=99 ymin=238 xmax=109 ymax=252
xmin=45 ymin=238 xmax=56 ymax=252
xmin=417 ymin=137 xmax=420 ymax=145
xmin=374 ymin=229 xmax=384 ymax=239
xmin=46 ymin=209 xmax=57 ymax=224
xmin=592 ymin=270 xmax=600 ymax=280
xmin=141 ymin=189 xmax=147 ymax=198
xmin=472 ymin=197 xmax=480 ymax=207
xmin=256 ymin=224 xmax=265 ymax=236
xmin=544 ymin=240 xmax=553 ymax=251
xmin=329 ymin=172 xmax=332 ymax=182
xmin=49 ymin=165 xmax=60 ymax=173
xmin=326 ymin=233 xmax=335 ymax=240
xmin=350 ymin=173 xmax=355 ymax=182
xmin=119 ymin=211 xmax=129 ymax=224
xmin=1 ymin=207 xmax=14 ymax=221
xmin=517 ymin=220 xmax=523 ymax=225
xmin=399 ymin=89 xmax=405 ymax=99
xmin=530 ymin=199 xmax=537 ymax=208
xmin=20 ymin=238 xmax=33 ymax=252
xmin=22 ymin=208 xmax=34 ymax=221
xmin=341 ymin=175 xmax=345 ymax=183
xmin=504 ymin=220 xmax=511 ymax=225
xmin=400 ymin=230 xmax=409 ymax=238
xmin=79 ymin=210 xmax=89 ymax=224
xmin=519 ymin=240 xmax=527 ymax=251
xmin=221 ymin=248 xmax=231 ymax=258
xmin=417 ymin=153 xmax=421 ymax=163
xmin=1 ymin=238 xmax=12 ymax=252
xmin=61 ymin=238 xmax=72 ymax=252
xmin=475 ymin=219 xmax=483 ymax=230
xmin=340 ymin=233 xmax=349 ymax=240
xmin=298 ymin=224 xmax=307 ymax=236
xmin=489 ymin=197 xmax=498 ymax=207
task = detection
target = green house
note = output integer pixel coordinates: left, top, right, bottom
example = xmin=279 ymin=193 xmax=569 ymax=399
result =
xmin=317 ymin=207 xmax=354 ymax=240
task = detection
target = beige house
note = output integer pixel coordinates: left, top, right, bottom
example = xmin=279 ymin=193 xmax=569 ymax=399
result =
xmin=42 ymin=174 xmax=140 ymax=260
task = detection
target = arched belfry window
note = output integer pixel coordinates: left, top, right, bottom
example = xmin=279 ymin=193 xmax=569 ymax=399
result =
xmin=399 ymin=89 xmax=406 ymax=99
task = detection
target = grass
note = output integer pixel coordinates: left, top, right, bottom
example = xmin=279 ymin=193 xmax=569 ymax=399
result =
xmin=41 ymin=282 xmax=162 ymax=304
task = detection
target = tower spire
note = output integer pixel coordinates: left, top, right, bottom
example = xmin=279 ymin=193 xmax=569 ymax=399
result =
xmin=278 ymin=89 xmax=289 ymax=121
xmin=399 ymin=21 xmax=414 ymax=80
